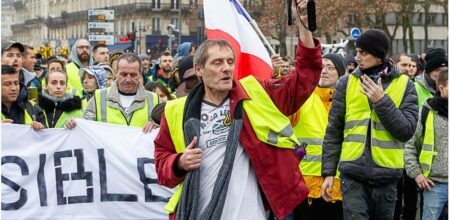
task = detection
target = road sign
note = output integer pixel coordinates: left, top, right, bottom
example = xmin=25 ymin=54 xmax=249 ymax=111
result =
xmin=350 ymin=27 xmax=361 ymax=40
xmin=88 ymin=35 xmax=114 ymax=45
xmin=88 ymin=9 xmax=114 ymax=21
xmin=88 ymin=22 xmax=115 ymax=33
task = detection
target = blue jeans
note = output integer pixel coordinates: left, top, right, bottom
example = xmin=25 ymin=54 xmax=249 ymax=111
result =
xmin=423 ymin=182 xmax=448 ymax=220
xmin=340 ymin=178 xmax=398 ymax=220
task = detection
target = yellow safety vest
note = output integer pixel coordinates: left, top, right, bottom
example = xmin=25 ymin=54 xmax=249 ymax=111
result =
xmin=1 ymin=101 xmax=35 ymax=125
xmin=296 ymin=92 xmax=328 ymax=176
xmin=94 ymin=88 xmax=159 ymax=127
xmin=65 ymin=62 xmax=83 ymax=97
xmin=419 ymin=110 xmax=437 ymax=177
xmin=342 ymin=74 xmax=409 ymax=168
xmin=163 ymin=75 xmax=300 ymax=214
xmin=414 ymin=82 xmax=433 ymax=109
xmin=42 ymin=109 xmax=83 ymax=128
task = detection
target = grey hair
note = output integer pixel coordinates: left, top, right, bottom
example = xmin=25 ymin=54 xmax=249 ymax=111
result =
xmin=194 ymin=39 xmax=234 ymax=68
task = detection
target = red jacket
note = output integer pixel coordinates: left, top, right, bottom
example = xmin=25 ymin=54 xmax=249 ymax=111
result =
xmin=154 ymin=39 xmax=322 ymax=219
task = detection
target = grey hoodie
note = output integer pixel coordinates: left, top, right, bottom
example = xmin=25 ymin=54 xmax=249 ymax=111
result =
xmin=69 ymin=39 xmax=95 ymax=68
xmin=404 ymin=100 xmax=448 ymax=183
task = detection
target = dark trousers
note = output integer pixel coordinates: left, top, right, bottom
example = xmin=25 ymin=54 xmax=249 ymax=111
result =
xmin=293 ymin=197 xmax=343 ymax=220
xmin=394 ymin=171 xmax=418 ymax=220
xmin=340 ymin=178 xmax=398 ymax=220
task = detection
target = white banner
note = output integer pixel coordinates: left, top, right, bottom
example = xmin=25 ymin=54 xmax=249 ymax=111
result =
xmin=1 ymin=119 xmax=174 ymax=219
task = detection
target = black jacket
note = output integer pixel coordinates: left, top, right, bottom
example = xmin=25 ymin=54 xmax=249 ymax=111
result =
xmin=322 ymin=63 xmax=418 ymax=183
xmin=2 ymin=83 xmax=46 ymax=125
xmin=38 ymin=93 xmax=82 ymax=128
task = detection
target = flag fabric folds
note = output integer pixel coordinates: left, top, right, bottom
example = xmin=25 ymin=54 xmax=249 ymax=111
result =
xmin=204 ymin=0 xmax=273 ymax=80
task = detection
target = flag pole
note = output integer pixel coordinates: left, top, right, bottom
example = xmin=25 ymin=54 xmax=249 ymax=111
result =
xmin=232 ymin=0 xmax=277 ymax=56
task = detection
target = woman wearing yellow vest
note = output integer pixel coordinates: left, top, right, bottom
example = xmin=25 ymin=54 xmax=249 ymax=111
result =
xmin=321 ymin=29 xmax=419 ymax=220
xmin=290 ymin=53 xmax=346 ymax=220
xmin=405 ymin=69 xmax=448 ymax=220
xmin=39 ymin=70 xmax=83 ymax=128
xmin=79 ymin=65 xmax=109 ymax=110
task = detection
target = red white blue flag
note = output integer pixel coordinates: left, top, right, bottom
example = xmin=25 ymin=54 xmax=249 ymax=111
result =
xmin=204 ymin=0 xmax=273 ymax=80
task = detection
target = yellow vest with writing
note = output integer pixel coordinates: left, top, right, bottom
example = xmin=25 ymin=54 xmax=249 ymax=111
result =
xmin=341 ymin=74 xmax=408 ymax=168
xmin=163 ymin=75 xmax=299 ymax=214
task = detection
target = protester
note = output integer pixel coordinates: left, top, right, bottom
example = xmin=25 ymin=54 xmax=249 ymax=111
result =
xmin=145 ymin=81 xmax=174 ymax=103
xmin=38 ymin=70 xmax=83 ymax=128
xmin=65 ymin=53 xmax=160 ymax=133
xmin=1 ymin=64 xmax=46 ymax=130
xmin=409 ymin=54 xmax=420 ymax=80
xmin=20 ymin=45 xmax=41 ymax=90
xmin=174 ymin=42 xmax=196 ymax=60
xmin=79 ymin=65 xmax=108 ymax=108
xmin=292 ymin=53 xmax=346 ymax=220
xmin=149 ymin=51 xmax=174 ymax=92
xmin=174 ymin=56 xmax=200 ymax=98
xmin=405 ymin=69 xmax=448 ymax=220
xmin=1 ymin=41 xmax=36 ymax=88
xmin=154 ymin=1 xmax=322 ymax=218
xmin=92 ymin=44 xmax=110 ymax=65
xmin=321 ymin=29 xmax=418 ymax=220
xmin=414 ymin=48 xmax=448 ymax=109
xmin=139 ymin=54 xmax=152 ymax=77
xmin=392 ymin=53 xmax=412 ymax=75
xmin=109 ymin=49 xmax=123 ymax=79
xmin=64 ymin=39 xmax=94 ymax=97
xmin=345 ymin=54 xmax=357 ymax=74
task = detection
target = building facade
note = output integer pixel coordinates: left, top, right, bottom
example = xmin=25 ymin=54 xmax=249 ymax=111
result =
xmin=8 ymin=0 xmax=202 ymax=57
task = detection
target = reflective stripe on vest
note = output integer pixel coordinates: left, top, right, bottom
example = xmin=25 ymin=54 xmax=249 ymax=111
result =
xmin=419 ymin=110 xmax=437 ymax=177
xmin=163 ymin=75 xmax=300 ymax=214
xmin=414 ymin=82 xmax=433 ymax=109
xmin=94 ymin=88 xmax=158 ymax=127
xmin=294 ymin=92 xmax=327 ymax=176
xmin=342 ymin=74 xmax=408 ymax=168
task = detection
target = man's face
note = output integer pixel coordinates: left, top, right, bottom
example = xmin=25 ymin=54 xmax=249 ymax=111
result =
xmin=408 ymin=61 xmax=417 ymax=78
xmin=319 ymin=58 xmax=340 ymax=88
xmin=396 ymin=55 xmax=412 ymax=74
xmin=142 ymin=59 xmax=150 ymax=69
xmin=22 ymin=48 xmax=37 ymax=72
xmin=1 ymin=72 xmax=20 ymax=105
xmin=76 ymin=40 xmax=91 ymax=63
xmin=93 ymin=47 xmax=109 ymax=64
xmin=347 ymin=62 xmax=356 ymax=73
xmin=430 ymin=67 xmax=447 ymax=81
xmin=1 ymin=47 xmax=23 ymax=73
xmin=355 ymin=48 xmax=382 ymax=70
xmin=45 ymin=71 xmax=67 ymax=98
xmin=196 ymin=45 xmax=235 ymax=94
xmin=83 ymin=73 xmax=98 ymax=93
xmin=280 ymin=61 xmax=290 ymax=75
xmin=159 ymin=55 xmax=173 ymax=72
xmin=116 ymin=60 xmax=141 ymax=94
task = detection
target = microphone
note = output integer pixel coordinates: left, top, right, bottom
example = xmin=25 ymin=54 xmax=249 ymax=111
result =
xmin=307 ymin=0 xmax=316 ymax=32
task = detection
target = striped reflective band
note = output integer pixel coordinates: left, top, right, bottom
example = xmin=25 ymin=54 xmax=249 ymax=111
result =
xmin=344 ymin=119 xmax=370 ymax=130
xmin=298 ymin=138 xmax=323 ymax=146
xmin=100 ymin=89 xmax=107 ymax=122
xmin=268 ymin=125 xmax=294 ymax=144
xmin=303 ymin=154 xmax=321 ymax=162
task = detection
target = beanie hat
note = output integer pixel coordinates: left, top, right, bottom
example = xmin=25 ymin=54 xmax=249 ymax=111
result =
xmin=425 ymin=48 xmax=448 ymax=73
xmin=178 ymin=56 xmax=194 ymax=81
xmin=79 ymin=66 xmax=108 ymax=89
xmin=323 ymin=53 xmax=347 ymax=76
xmin=138 ymin=54 xmax=149 ymax=61
xmin=355 ymin=29 xmax=390 ymax=60
xmin=345 ymin=54 xmax=356 ymax=64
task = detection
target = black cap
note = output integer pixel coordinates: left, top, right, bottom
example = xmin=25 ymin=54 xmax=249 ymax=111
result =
xmin=2 ymin=41 xmax=25 ymax=53
xmin=356 ymin=29 xmax=389 ymax=60
xmin=323 ymin=53 xmax=347 ymax=76
xmin=425 ymin=48 xmax=448 ymax=73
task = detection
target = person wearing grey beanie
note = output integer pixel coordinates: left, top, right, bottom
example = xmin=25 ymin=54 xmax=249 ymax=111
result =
xmin=323 ymin=53 xmax=347 ymax=77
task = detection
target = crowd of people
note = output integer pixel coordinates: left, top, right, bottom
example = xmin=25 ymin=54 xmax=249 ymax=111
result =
xmin=1 ymin=0 xmax=448 ymax=219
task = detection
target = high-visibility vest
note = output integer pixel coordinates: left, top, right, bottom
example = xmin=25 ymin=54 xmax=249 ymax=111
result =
xmin=94 ymin=88 xmax=159 ymax=127
xmin=163 ymin=75 xmax=300 ymax=214
xmin=419 ymin=110 xmax=437 ymax=177
xmin=414 ymin=82 xmax=433 ymax=109
xmin=82 ymin=98 xmax=88 ymax=110
xmin=43 ymin=109 xmax=83 ymax=128
xmin=1 ymin=101 xmax=36 ymax=125
xmin=295 ymin=92 xmax=328 ymax=176
xmin=65 ymin=62 xmax=83 ymax=97
xmin=342 ymin=74 xmax=409 ymax=168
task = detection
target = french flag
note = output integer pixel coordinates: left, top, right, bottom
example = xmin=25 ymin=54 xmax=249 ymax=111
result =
xmin=204 ymin=0 xmax=273 ymax=80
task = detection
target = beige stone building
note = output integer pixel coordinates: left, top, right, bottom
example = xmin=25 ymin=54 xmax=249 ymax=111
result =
xmin=8 ymin=0 xmax=202 ymax=56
